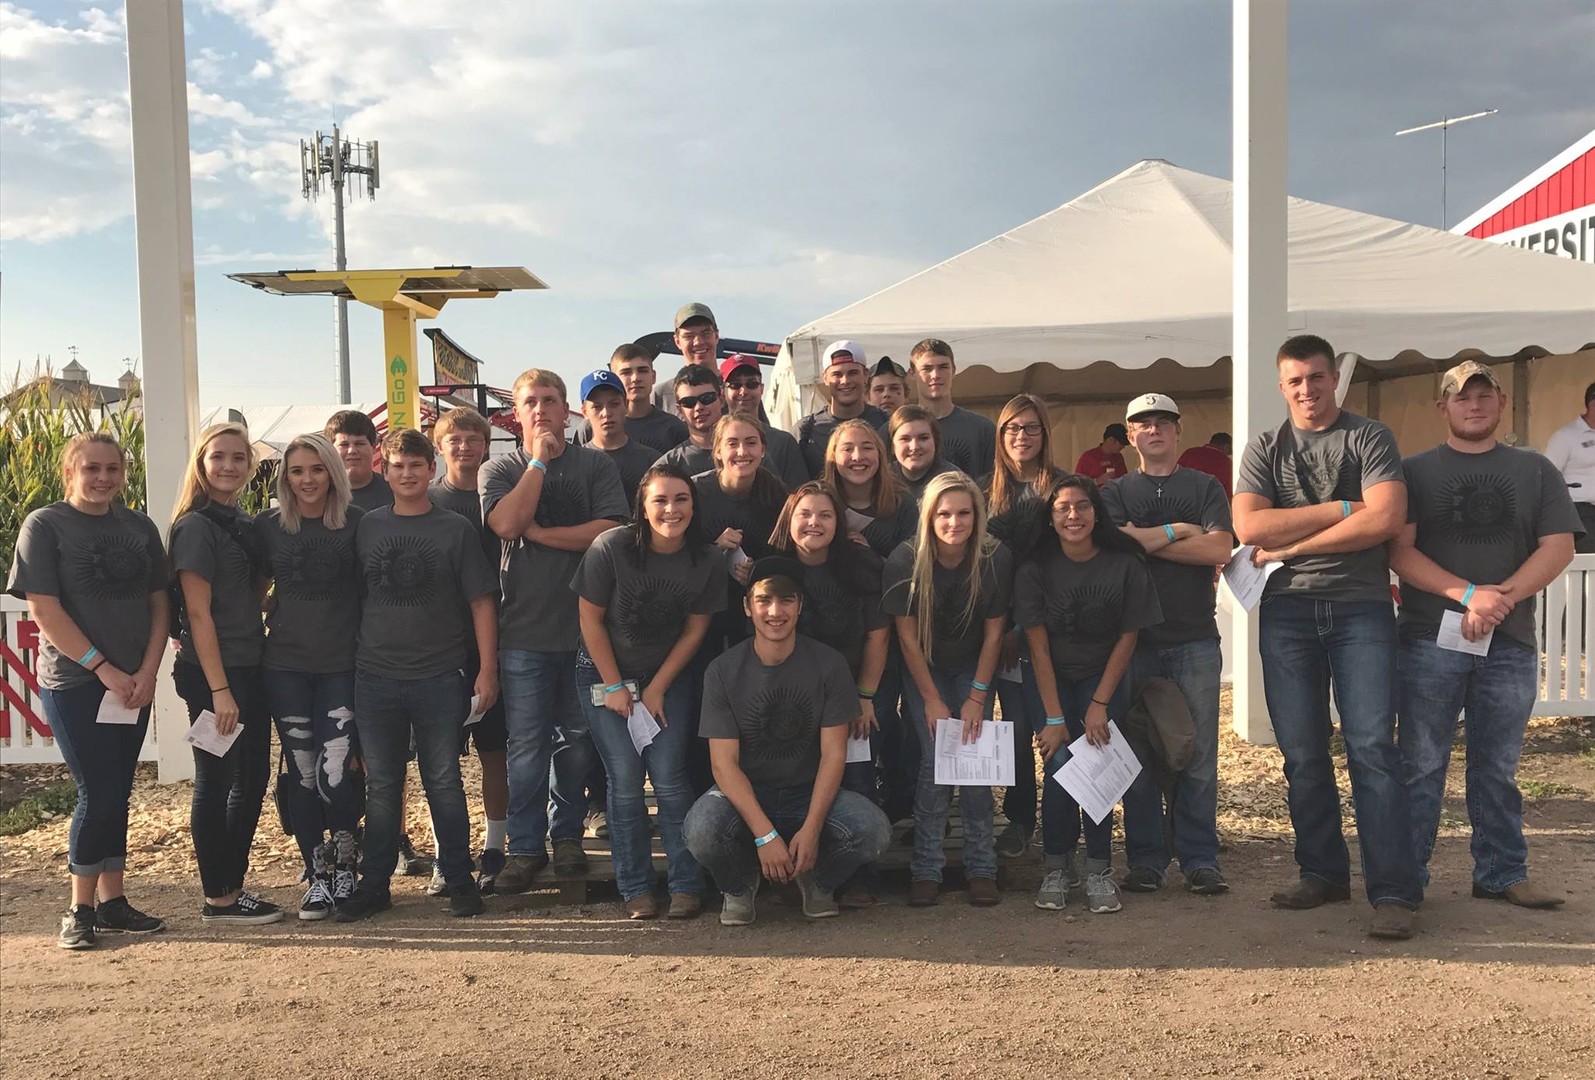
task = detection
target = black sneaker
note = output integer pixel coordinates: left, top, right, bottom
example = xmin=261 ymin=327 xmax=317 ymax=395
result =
xmin=59 ymin=906 xmax=96 ymax=950
xmin=1187 ymin=867 xmax=1230 ymax=895
xmin=332 ymin=864 xmax=357 ymax=906
xmin=298 ymin=876 xmax=336 ymax=921
xmin=333 ymin=886 xmax=393 ymax=922
xmin=202 ymin=892 xmax=284 ymax=925
xmin=396 ymin=833 xmax=434 ymax=877
xmin=448 ymin=879 xmax=485 ymax=917
xmin=94 ymin=896 xmax=166 ymax=935
xmin=1122 ymin=866 xmax=1164 ymax=893
xmin=477 ymin=848 xmax=506 ymax=895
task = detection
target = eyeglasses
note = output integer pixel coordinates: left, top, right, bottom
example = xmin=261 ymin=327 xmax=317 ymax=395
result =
xmin=677 ymin=390 xmax=720 ymax=409
xmin=727 ymin=379 xmax=763 ymax=391
xmin=1002 ymin=423 xmax=1044 ymax=438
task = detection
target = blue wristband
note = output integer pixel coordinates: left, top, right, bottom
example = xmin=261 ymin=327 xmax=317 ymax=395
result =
xmin=754 ymin=829 xmax=780 ymax=848
xmin=1163 ymin=524 xmax=1177 ymax=542
xmin=602 ymin=682 xmax=626 ymax=695
xmin=1341 ymin=499 xmax=1351 ymax=518
xmin=1045 ymin=716 xmax=1067 ymax=726
xmin=530 ymin=458 xmax=547 ymax=473
xmin=1461 ymin=583 xmax=1476 ymax=608
xmin=970 ymin=679 xmax=990 ymax=693
xmin=78 ymin=645 xmax=99 ymax=667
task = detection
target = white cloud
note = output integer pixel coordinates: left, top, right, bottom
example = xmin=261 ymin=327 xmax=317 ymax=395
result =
xmin=249 ymin=58 xmax=271 ymax=79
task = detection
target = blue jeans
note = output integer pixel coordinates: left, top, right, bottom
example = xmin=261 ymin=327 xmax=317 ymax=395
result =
xmin=1398 ymin=633 xmax=1538 ymax=893
xmin=174 ymin=660 xmax=271 ymax=898
xmin=1039 ymin=675 xmax=1135 ymax=869
xmin=1259 ymin=597 xmax=1421 ymax=908
xmin=900 ymin=664 xmax=997 ymax=882
xmin=683 ymin=784 xmax=890 ymax=896
xmin=40 ymin=681 xmax=149 ymax=877
xmin=995 ymin=650 xmax=1043 ymax=834
xmin=1125 ymin=638 xmax=1223 ymax=874
xmin=264 ymin=668 xmax=361 ymax=874
xmin=354 ymin=670 xmax=474 ymax=895
xmin=500 ymin=649 xmax=593 ymax=857
xmin=576 ymin=654 xmax=702 ymax=899
xmin=874 ymin=644 xmax=918 ymax=821
xmin=839 ymin=729 xmax=882 ymax=896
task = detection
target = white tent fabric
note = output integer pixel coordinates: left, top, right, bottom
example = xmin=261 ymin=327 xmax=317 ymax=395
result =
xmin=199 ymin=403 xmax=386 ymax=459
xmin=770 ymin=159 xmax=1595 ymax=429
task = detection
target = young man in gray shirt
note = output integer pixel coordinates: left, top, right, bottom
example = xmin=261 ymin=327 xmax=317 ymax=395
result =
xmin=683 ymin=558 xmax=891 ymax=926
xmin=655 ymin=365 xmax=725 ymax=479
xmin=1102 ymin=393 xmax=1235 ymax=897
xmin=483 ymin=369 xmax=630 ymax=893
xmin=906 ymin=338 xmax=996 ymax=479
xmin=575 ymin=343 xmax=689 ymax=453
xmin=1389 ymin=361 xmax=1581 ymax=911
xmin=325 ymin=410 xmax=391 ymax=512
xmin=796 ymin=340 xmax=889 ymax=480
xmin=337 ymin=429 xmax=498 ymax=922
xmin=720 ymin=354 xmax=808 ymax=489
xmin=1234 ymin=334 xmax=1420 ymax=940
xmin=579 ymin=368 xmax=664 ymax=508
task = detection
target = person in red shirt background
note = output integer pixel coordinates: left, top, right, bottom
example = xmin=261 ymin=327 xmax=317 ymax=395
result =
xmin=1177 ymin=433 xmax=1232 ymax=498
xmin=1075 ymin=424 xmax=1129 ymax=482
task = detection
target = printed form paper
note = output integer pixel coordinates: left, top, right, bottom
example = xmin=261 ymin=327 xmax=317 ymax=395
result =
xmin=727 ymin=546 xmax=751 ymax=576
xmin=1437 ymin=609 xmax=1492 ymax=657
xmin=846 ymin=734 xmax=873 ymax=763
xmin=933 ymin=719 xmax=1015 ymax=787
xmin=1053 ymin=720 xmax=1142 ymax=825
xmin=96 ymin=694 xmax=141 ymax=725
xmin=184 ymin=709 xmax=243 ymax=758
xmin=627 ymin=701 xmax=661 ymax=755
xmin=464 ymin=694 xmax=485 ymax=727
xmin=1222 ymin=545 xmax=1283 ymax=612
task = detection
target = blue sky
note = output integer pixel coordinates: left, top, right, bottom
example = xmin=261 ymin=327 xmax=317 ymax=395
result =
xmin=3 ymin=0 xmax=1592 ymax=408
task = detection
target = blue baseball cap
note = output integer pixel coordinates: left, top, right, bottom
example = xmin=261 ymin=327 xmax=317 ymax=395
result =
xmin=580 ymin=369 xmax=626 ymax=401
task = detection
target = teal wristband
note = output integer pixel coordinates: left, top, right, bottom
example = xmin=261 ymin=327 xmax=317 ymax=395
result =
xmin=602 ymin=682 xmax=626 ymax=695
xmin=530 ymin=459 xmax=547 ymax=473
xmin=78 ymin=645 xmax=100 ymax=667
xmin=1045 ymin=716 xmax=1066 ymax=726
xmin=1163 ymin=524 xmax=1177 ymax=542
xmin=970 ymin=679 xmax=990 ymax=693
xmin=1461 ymin=583 xmax=1476 ymax=608
xmin=1341 ymin=499 xmax=1352 ymax=518
xmin=754 ymin=829 xmax=779 ymax=848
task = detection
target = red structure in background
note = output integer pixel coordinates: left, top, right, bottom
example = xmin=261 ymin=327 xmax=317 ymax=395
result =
xmin=0 ymin=616 xmax=50 ymax=739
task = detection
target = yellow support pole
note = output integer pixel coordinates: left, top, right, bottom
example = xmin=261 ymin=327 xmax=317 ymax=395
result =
xmin=383 ymin=305 xmax=419 ymax=432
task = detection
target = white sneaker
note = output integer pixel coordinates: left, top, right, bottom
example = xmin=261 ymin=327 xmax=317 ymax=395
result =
xmin=1034 ymin=869 xmax=1069 ymax=910
xmin=719 ymin=881 xmax=759 ymax=926
xmin=1086 ymin=870 xmax=1123 ymax=914
xmin=796 ymin=873 xmax=839 ymax=919
xmin=298 ymin=877 xmax=335 ymax=921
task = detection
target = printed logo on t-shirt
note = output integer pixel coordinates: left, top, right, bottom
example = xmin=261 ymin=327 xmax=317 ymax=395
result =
xmin=1279 ymin=447 xmax=1357 ymax=507
xmin=942 ymin=435 xmax=975 ymax=473
xmin=1430 ymin=471 xmax=1516 ymax=546
xmin=613 ymin=574 xmax=695 ymax=646
xmin=1046 ymin=584 xmax=1120 ymax=639
xmin=70 ymin=532 xmax=151 ymax=600
xmin=273 ymin=534 xmax=353 ymax=602
xmin=744 ymin=684 xmax=815 ymax=768
xmin=801 ymin=574 xmax=863 ymax=657
xmin=533 ymin=473 xmax=583 ymax=529
xmin=365 ymin=535 xmax=439 ymax=607
xmin=1126 ymin=490 xmax=1200 ymax=529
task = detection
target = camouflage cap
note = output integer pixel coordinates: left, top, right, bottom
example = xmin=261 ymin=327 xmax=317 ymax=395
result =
xmin=1439 ymin=360 xmax=1502 ymax=398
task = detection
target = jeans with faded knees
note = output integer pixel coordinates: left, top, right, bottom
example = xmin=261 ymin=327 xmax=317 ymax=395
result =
xmin=264 ymin=668 xmax=361 ymax=874
xmin=500 ymin=649 xmax=593 ymax=857
xmin=683 ymin=784 xmax=890 ymax=897
xmin=900 ymin=662 xmax=998 ymax=883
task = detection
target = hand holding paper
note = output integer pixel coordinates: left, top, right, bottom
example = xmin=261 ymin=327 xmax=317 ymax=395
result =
xmin=184 ymin=709 xmax=243 ymax=758
xmin=1222 ymin=545 xmax=1283 ymax=612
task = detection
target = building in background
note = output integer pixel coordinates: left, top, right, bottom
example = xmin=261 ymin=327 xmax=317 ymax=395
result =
xmin=1453 ymin=128 xmax=1595 ymax=264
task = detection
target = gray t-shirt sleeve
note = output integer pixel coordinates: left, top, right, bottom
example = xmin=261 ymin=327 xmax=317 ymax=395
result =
xmin=982 ymin=542 xmax=1015 ymax=618
xmin=817 ymin=645 xmax=858 ymax=729
xmin=478 ymin=455 xmax=521 ymax=532
xmin=569 ymin=530 xmax=619 ymax=607
xmin=1235 ymin=431 xmax=1279 ymax=502
xmin=1012 ymin=558 xmax=1046 ymax=628
xmin=1535 ymin=453 xmax=1585 ymax=539
xmin=1356 ymin=421 xmax=1405 ymax=491
xmin=170 ymin=513 xmax=220 ymax=582
xmin=698 ymin=656 xmax=736 ymax=740
xmin=1197 ymin=473 xmax=1233 ymax=532
xmin=879 ymin=543 xmax=915 ymax=617
xmin=457 ymin=515 xmax=498 ymax=602
xmin=587 ymin=450 xmax=631 ymax=523
xmin=1121 ymin=559 xmax=1164 ymax=633
xmin=7 ymin=513 xmax=62 ymax=597
xmin=1099 ymin=478 xmax=1128 ymax=526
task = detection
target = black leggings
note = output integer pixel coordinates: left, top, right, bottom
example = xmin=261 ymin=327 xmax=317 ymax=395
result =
xmin=174 ymin=661 xmax=271 ymax=897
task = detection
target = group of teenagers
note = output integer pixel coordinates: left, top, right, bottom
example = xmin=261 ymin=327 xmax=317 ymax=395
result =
xmin=11 ymin=300 xmax=1582 ymax=951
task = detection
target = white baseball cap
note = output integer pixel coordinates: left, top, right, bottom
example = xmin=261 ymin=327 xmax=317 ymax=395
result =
xmin=1126 ymin=392 xmax=1181 ymax=422
xmin=822 ymin=340 xmax=867 ymax=369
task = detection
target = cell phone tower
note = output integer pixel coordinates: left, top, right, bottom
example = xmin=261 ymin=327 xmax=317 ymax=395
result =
xmin=301 ymin=126 xmax=380 ymax=402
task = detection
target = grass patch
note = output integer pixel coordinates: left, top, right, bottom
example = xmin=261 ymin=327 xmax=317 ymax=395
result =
xmin=1580 ymin=746 xmax=1595 ymax=766
xmin=0 ymin=782 xmax=77 ymax=836
xmin=1518 ymin=778 xmax=1582 ymax=799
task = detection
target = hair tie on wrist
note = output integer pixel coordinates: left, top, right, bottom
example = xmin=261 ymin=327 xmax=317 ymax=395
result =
xmin=210 ymin=684 xmax=229 ymax=694
xmin=1091 ymin=697 xmax=1109 ymax=707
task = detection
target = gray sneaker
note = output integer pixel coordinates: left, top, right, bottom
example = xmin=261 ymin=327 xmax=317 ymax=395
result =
xmin=426 ymin=865 xmax=447 ymax=897
xmin=719 ymin=881 xmax=759 ymax=926
xmin=1065 ymin=851 xmax=1086 ymax=891
xmin=796 ymin=873 xmax=839 ymax=919
xmin=1034 ymin=868 xmax=1069 ymax=910
xmin=1086 ymin=870 xmax=1123 ymax=914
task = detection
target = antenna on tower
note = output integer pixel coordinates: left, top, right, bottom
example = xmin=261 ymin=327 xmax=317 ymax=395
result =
xmin=301 ymin=126 xmax=381 ymax=403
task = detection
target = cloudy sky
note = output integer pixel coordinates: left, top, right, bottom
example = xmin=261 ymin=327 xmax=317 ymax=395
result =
xmin=3 ymin=0 xmax=1592 ymax=408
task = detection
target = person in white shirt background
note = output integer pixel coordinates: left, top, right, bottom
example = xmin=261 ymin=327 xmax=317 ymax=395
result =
xmin=1543 ymin=381 xmax=1595 ymax=554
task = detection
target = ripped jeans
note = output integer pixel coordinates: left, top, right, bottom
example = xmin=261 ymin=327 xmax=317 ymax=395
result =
xmin=264 ymin=669 xmax=362 ymax=873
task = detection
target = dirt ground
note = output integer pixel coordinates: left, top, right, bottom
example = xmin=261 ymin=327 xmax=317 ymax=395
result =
xmin=3 ymin=713 xmax=1592 ymax=1080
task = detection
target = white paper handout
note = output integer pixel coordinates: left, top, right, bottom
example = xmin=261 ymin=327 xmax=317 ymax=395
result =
xmin=1052 ymin=720 xmax=1142 ymax=825
xmin=844 ymin=508 xmax=876 ymax=535
xmin=1221 ymin=545 xmax=1284 ymax=612
xmin=96 ymin=693 xmax=141 ymax=725
xmin=627 ymin=701 xmax=661 ymax=755
xmin=1437 ymin=609 xmax=1492 ymax=657
xmin=727 ymin=546 xmax=751 ymax=576
xmin=933 ymin=718 xmax=1015 ymax=787
xmin=464 ymin=694 xmax=485 ymax=727
xmin=184 ymin=709 xmax=243 ymax=758
xmin=846 ymin=734 xmax=873 ymax=763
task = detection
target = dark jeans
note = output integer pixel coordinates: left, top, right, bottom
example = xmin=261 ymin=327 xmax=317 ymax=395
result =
xmin=1259 ymin=597 xmax=1421 ymax=908
xmin=1039 ymin=674 xmax=1133 ymax=869
xmin=684 ymin=784 xmax=890 ymax=896
xmin=500 ymin=649 xmax=593 ymax=855
xmin=263 ymin=668 xmax=362 ymax=874
xmin=355 ymin=669 xmax=474 ymax=896
xmin=1125 ymin=638 xmax=1224 ymax=874
xmin=995 ymin=651 xmax=1043 ymax=834
xmin=874 ymin=643 xmax=920 ymax=822
xmin=174 ymin=660 xmax=271 ymax=898
xmin=839 ymin=729 xmax=882 ymax=896
xmin=1398 ymin=633 xmax=1539 ymax=893
xmin=900 ymin=663 xmax=997 ymax=882
xmin=40 ymin=680 xmax=149 ymax=876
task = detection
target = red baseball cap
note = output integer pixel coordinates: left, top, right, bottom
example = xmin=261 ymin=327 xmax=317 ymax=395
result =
xmin=719 ymin=354 xmax=761 ymax=381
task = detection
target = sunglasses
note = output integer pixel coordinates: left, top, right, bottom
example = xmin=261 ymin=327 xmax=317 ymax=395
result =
xmin=678 ymin=390 xmax=720 ymax=409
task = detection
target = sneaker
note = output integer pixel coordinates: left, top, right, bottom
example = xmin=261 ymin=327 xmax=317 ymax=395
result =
xmin=995 ymin=822 xmax=1032 ymax=859
xmin=396 ymin=833 xmax=433 ymax=877
xmin=666 ymin=893 xmax=703 ymax=920
xmin=59 ymin=906 xmax=96 ymax=950
xmin=907 ymin=879 xmax=940 ymax=907
xmin=719 ymin=881 xmax=759 ymax=926
xmin=1369 ymin=902 xmax=1416 ymax=940
xmin=298 ymin=877 xmax=336 ymax=921
xmin=1034 ymin=869 xmax=1069 ymax=911
xmin=552 ymin=838 xmax=588 ymax=877
xmin=332 ymin=886 xmax=393 ymax=922
xmin=1065 ymin=851 xmax=1086 ymax=891
xmin=93 ymin=896 xmax=165 ymax=935
xmin=477 ymin=848 xmax=506 ymax=895
xmin=1122 ymin=866 xmax=1164 ymax=893
xmin=1086 ymin=871 xmax=1122 ymax=914
xmin=796 ymin=873 xmax=840 ymax=919
xmin=1187 ymin=867 xmax=1230 ymax=896
xmin=426 ymin=865 xmax=447 ymax=897
xmin=493 ymin=852 xmax=548 ymax=894
xmin=586 ymin=811 xmax=609 ymax=840
xmin=968 ymin=877 xmax=1001 ymax=907
xmin=447 ymin=879 xmax=484 ymax=917
xmin=332 ymin=865 xmax=357 ymax=905
xmin=202 ymin=892 xmax=284 ymax=925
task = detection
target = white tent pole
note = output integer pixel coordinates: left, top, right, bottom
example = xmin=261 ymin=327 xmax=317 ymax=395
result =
xmin=1231 ymin=0 xmax=1288 ymax=745
xmin=126 ymin=0 xmax=201 ymax=782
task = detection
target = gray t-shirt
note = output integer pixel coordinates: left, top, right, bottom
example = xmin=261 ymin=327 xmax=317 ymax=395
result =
xmin=849 ymin=496 xmax=919 ymax=560
xmin=979 ymin=471 xmax=1051 ymax=563
xmin=699 ymin=635 xmax=856 ymax=789
xmin=481 ymin=445 xmax=629 ymax=652
xmin=882 ymin=540 xmax=1014 ymax=669
xmin=594 ymin=441 xmax=659 ymax=511
xmin=7 ymin=503 xmax=166 ymax=690
xmin=934 ymin=405 xmax=997 ymax=479
xmin=1399 ymin=443 xmax=1584 ymax=648
xmin=349 ymin=474 xmax=392 ymax=512
xmin=655 ymin=440 xmax=715 ymax=480
xmin=763 ymin=428 xmax=811 ymax=491
xmin=795 ymin=558 xmax=890 ymax=680
xmin=259 ymin=506 xmax=365 ymax=673
xmin=170 ymin=506 xmax=265 ymax=668
xmin=1101 ymin=468 xmax=1231 ymax=644
xmin=569 ymin=526 xmax=726 ymax=677
xmin=577 ymin=408 xmax=689 ymax=454
xmin=654 ymin=439 xmax=795 ymax=487
xmin=354 ymin=506 xmax=498 ymax=678
xmin=894 ymin=459 xmax=959 ymax=512
xmin=1014 ymin=548 xmax=1163 ymax=682
xmin=1236 ymin=411 xmax=1404 ymax=602
xmin=797 ymin=404 xmax=890 ymax=479
xmin=429 ymin=476 xmax=499 ymax=567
